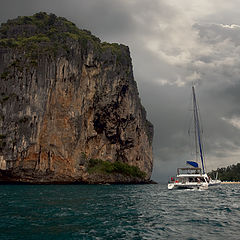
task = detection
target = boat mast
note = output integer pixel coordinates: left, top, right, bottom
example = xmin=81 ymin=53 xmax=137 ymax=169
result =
xmin=192 ymin=86 xmax=205 ymax=174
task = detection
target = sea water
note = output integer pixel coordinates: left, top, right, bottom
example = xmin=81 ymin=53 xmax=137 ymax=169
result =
xmin=0 ymin=183 xmax=240 ymax=239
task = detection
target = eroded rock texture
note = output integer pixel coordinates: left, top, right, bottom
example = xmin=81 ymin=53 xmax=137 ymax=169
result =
xmin=0 ymin=13 xmax=153 ymax=183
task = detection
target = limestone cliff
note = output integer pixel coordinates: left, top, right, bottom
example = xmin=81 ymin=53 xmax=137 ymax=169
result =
xmin=0 ymin=12 xmax=153 ymax=183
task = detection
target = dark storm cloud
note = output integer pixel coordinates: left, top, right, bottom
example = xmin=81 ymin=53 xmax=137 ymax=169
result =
xmin=0 ymin=0 xmax=134 ymax=39
xmin=2 ymin=0 xmax=240 ymax=181
xmin=139 ymin=20 xmax=240 ymax=179
xmin=195 ymin=23 xmax=240 ymax=45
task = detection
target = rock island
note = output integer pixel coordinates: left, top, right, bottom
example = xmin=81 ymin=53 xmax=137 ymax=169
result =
xmin=0 ymin=12 xmax=153 ymax=184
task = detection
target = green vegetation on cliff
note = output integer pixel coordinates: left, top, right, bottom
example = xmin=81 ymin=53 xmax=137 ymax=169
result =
xmin=209 ymin=163 xmax=240 ymax=181
xmin=87 ymin=158 xmax=146 ymax=179
xmin=0 ymin=12 xmax=126 ymax=61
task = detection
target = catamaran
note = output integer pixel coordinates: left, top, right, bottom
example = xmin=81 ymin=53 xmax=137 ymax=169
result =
xmin=168 ymin=86 xmax=221 ymax=190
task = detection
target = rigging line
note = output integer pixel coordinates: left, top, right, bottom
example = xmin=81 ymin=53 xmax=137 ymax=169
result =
xmin=192 ymin=86 xmax=205 ymax=174
xmin=184 ymin=91 xmax=194 ymax=134
xmin=197 ymin=100 xmax=208 ymax=173
xmin=186 ymin=89 xmax=195 ymax=158
xmin=194 ymin=104 xmax=198 ymax=162
xmin=192 ymin=89 xmax=199 ymax=163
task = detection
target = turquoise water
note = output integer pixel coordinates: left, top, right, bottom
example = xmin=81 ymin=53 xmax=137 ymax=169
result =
xmin=0 ymin=184 xmax=240 ymax=239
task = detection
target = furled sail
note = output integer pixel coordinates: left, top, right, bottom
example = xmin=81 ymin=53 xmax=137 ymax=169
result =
xmin=186 ymin=161 xmax=198 ymax=168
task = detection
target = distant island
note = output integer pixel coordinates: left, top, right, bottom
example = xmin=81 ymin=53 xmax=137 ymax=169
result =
xmin=209 ymin=163 xmax=240 ymax=182
xmin=0 ymin=12 xmax=153 ymax=184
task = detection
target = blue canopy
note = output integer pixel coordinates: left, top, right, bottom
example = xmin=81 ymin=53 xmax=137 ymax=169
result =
xmin=186 ymin=161 xmax=198 ymax=168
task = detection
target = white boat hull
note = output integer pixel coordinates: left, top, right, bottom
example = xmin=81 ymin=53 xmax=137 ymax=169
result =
xmin=168 ymin=182 xmax=208 ymax=190
xmin=209 ymin=179 xmax=221 ymax=186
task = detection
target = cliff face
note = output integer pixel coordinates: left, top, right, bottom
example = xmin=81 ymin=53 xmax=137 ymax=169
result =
xmin=0 ymin=13 xmax=153 ymax=183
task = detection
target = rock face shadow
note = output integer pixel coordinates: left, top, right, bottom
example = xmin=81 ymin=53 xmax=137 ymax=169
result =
xmin=0 ymin=12 xmax=153 ymax=183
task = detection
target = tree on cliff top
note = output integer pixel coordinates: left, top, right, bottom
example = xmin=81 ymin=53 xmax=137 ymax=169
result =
xmin=0 ymin=12 xmax=127 ymax=63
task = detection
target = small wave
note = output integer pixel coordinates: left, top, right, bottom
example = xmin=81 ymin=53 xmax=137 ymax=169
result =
xmin=1 ymin=183 xmax=240 ymax=239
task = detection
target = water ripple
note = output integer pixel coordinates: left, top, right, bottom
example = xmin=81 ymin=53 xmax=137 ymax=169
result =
xmin=0 ymin=184 xmax=240 ymax=239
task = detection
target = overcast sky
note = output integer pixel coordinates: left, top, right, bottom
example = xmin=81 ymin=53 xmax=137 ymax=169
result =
xmin=1 ymin=0 xmax=240 ymax=182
